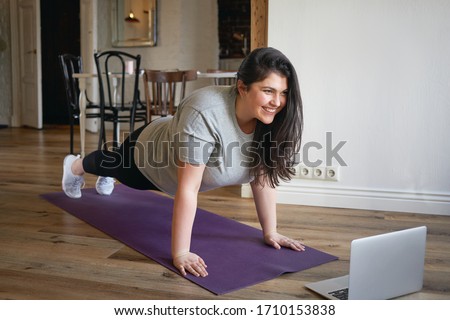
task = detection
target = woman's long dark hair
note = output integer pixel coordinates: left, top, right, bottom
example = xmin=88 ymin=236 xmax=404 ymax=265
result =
xmin=237 ymin=47 xmax=303 ymax=187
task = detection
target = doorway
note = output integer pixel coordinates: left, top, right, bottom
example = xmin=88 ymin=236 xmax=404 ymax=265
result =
xmin=40 ymin=0 xmax=80 ymax=124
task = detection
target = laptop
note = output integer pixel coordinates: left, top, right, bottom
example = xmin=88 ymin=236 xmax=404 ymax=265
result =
xmin=305 ymin=226 xmax=427 ymax=300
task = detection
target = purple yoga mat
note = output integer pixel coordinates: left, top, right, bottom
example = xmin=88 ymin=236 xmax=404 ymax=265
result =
xmin=41 ymin=184 xmax=337 ymax=295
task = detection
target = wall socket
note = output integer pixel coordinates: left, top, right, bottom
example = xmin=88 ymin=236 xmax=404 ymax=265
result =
xmin=295 ymin=164 xmax=340 ymax=181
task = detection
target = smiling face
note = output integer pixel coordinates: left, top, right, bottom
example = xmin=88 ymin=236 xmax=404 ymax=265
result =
xmin=236 ymin=72 xmax=288 ymax=133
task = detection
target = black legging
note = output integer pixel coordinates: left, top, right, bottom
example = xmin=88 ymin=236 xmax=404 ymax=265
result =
xmin=83 ymin=124 xmax=160 ymax=191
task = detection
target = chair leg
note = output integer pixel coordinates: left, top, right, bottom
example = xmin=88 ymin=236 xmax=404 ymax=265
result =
xmin=113 ymin=119 xmax=119 ymax=150
xmin=130 ymin=107 xmax=136 ymax=133
xmin=98 ymin=117 xmax=106 ymax=151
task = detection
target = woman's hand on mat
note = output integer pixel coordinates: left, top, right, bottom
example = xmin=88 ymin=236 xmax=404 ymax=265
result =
xmin=264 ymin=232 xmax=306 ymax=252
xmin=173 ymin=252 xmax=208 ymax=277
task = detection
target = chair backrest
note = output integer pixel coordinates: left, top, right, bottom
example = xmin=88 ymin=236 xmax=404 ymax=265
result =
xmin=94 ymin=50 xmax=141 ymax=112
xmin=181 ymin=70 xmax=199 ymax=97
xmin=58 ymin=54 xmax=83 ymax=114
xmin=143 ymin=69 xmax=198 ymax=121
xmin=206 ymin=69 xmax=237 ymax=85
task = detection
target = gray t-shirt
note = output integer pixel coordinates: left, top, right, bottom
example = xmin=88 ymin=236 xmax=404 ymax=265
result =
xmin=135 ymin=86 xmax=254 ymax=195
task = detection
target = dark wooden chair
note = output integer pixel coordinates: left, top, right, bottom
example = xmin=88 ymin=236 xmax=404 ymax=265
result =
xmin=94 ymin=51 xmax=147 ymax=150
xmin=58 ymin=54 xmax=101 ymax=154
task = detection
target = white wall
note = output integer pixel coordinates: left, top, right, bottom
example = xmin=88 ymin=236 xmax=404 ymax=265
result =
xmin=261 ymin=0 xmax=450 ymax=215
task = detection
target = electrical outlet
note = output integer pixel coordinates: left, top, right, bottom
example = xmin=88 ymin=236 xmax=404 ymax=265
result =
xmin=296 ymin=165 xmax=340 ymax=181
xmin=325 ymin=166 xmax=340 ymax=181
xmin=296 ymin=164 xmax=313 ymax=179
xmin=312 ymin=166 xmax=326 ymax=180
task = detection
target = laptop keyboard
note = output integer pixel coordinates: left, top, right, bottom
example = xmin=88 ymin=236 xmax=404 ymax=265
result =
xmin=328 ymin=288 xmax=349 ymax=300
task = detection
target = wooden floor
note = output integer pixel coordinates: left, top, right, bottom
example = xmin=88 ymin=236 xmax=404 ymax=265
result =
xmin=0 ymin=125 xmax=449 ymax=300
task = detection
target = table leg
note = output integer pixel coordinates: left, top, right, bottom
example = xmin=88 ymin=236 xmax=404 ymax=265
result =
xmin=78 ymin=78 xmax=87 ymax=158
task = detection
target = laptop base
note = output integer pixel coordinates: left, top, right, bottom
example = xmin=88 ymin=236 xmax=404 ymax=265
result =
xmin=305 ymin=275 xmax=349 ymax=300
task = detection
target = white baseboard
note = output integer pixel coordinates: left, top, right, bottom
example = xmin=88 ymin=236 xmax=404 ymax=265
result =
xmin=241 ymin=183 xmax=450 ymax=216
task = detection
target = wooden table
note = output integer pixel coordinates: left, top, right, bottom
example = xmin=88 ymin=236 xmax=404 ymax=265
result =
xmin=197 ymin=71 xmax=237 ymax=85
xmin=72 ymin=71 xmax=236 ymax=157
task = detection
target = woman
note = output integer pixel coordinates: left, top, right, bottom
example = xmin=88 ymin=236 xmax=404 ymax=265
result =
xmin=62 ymin=47 xmax=305 ymax=277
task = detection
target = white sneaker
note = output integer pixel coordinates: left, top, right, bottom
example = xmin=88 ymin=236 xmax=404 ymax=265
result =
xmin=96 ymin=176 xmax=115 ymax=196
xmin=62 ymin=154 xmax=85 ymax=199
